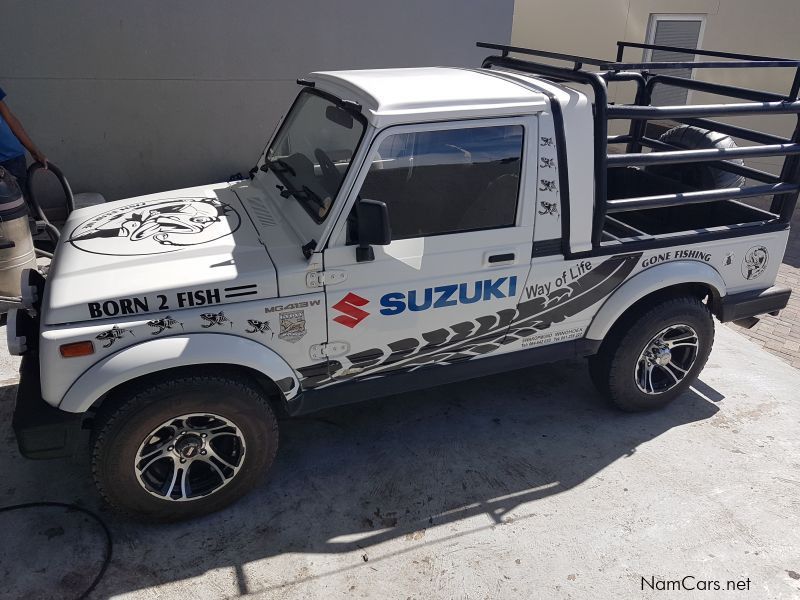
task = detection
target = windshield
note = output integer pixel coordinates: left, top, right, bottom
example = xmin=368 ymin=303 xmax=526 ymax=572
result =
xmin=265 ymin=90 xmax=365 ymax=223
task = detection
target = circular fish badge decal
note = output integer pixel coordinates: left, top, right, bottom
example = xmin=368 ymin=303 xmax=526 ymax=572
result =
xmin=68 ymin=197 xmax=240 ymax=256
xmin=741 ymin=245 xmax=769 ymax=280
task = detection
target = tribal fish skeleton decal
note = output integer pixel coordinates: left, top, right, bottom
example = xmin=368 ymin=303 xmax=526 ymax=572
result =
xmin=246 ymin=319 xmax=273 ymax=336
xmin=200 ymin=311 xmax=232 ymax=328
xmin=96 ymin=325 xmax=134 ymax=348
xmin=147 ymin=316 xmax=184 ymax=335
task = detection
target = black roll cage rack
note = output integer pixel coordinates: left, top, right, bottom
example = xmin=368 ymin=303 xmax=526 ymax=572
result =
xmin=477 ymin=41 xmax=800 ymax=253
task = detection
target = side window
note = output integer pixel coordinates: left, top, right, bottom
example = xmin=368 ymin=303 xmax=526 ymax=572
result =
xmin=354 ymin=125 xmax=523 ymax=241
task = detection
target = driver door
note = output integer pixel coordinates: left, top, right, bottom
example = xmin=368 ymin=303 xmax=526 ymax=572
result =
xmin=319 ymin=118 xmax=537 ymax=386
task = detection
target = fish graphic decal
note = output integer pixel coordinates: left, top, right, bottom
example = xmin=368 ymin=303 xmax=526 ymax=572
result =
xmin=147 ymin=316 xmax=184 ymax=335
xmin=96 ymin=325 xmax=134 ymax=348
xmin=200 ymin=311 xmax=233 ymax=328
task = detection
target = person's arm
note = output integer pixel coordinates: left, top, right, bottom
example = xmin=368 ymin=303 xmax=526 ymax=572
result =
xmin=0 ymin=100 xmax=47 ymax=167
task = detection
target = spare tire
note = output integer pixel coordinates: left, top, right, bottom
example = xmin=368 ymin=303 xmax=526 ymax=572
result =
xmin=646 ymin=125 xmax=745 ymax=190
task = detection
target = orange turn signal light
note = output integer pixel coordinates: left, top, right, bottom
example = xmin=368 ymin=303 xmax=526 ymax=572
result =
xmin=60 ymin=341 xmax=95 ymax=358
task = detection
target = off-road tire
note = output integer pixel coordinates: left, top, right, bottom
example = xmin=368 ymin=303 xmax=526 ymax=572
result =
xmin=647 ymin=125 xmax=745 ymax=190
xmin=588 ymin=295 xmax=714 ymax=412
xmin=92 ymin=373 xmax=279 ymax=522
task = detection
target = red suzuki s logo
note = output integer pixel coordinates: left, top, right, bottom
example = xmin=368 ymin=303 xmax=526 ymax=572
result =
xmin=332 ymin=292 xmax=370 ymax=328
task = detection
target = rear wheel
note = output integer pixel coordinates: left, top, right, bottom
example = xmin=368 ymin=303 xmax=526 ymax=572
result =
xmin=588 ymin=295 xmax=714 ymax=411
xmin=92 ymin=373 xmax=279 ymax=521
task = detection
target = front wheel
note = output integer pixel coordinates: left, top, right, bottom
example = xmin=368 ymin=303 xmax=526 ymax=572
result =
xmin=91 ymin=373 xmax=279 ymax=521
xmin=588 ymin=295 xmax=714 ymax=412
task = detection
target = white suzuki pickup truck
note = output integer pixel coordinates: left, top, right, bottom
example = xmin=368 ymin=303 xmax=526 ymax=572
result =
xmin=8 ymin=41 xmax=799 ymax=520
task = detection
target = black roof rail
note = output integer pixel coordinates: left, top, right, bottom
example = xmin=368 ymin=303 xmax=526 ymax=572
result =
xmin=478 ymin=41 xmax=800 ymax=72
xmin=476 ymin=41 xmax=611 ymax=70
xmin=615 ymin=41 xmax=795 ymax=64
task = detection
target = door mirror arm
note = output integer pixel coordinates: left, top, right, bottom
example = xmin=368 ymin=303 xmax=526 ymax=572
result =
xmin=355 ymin=198 xmax=392 ymax=262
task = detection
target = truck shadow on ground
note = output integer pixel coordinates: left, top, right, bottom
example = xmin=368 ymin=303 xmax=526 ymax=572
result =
xmin=0 ymin=358 xmax=722 ymax=599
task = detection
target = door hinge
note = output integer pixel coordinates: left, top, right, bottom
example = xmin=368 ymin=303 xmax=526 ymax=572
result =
xmin=306 ymin=270 xmax=347 ymax=288
xmin=309 ymin=341 xmax=350 ymax=360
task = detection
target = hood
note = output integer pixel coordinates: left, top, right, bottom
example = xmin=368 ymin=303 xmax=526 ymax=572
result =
xmin=42 ymin=183 xmax=278 ymax=325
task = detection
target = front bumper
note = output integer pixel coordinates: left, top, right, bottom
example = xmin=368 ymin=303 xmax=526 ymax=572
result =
xmin=719 ymin=284 xmax=792 ymax=322
xmin=12 ymin=354 xmax=82 ymax=459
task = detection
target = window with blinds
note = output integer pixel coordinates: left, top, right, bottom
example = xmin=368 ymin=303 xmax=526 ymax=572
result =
xmin=646 ymin=16 xmax=704 ymax=106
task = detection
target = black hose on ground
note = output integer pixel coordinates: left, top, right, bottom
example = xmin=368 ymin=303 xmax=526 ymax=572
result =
xmin=25 ymin=161 xmax=76 ymax=243
xmin=0 ymin=501 xmax=113 ymax=600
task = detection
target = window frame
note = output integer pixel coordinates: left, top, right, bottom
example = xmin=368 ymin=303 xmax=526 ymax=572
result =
xmin=644 ymin=13 xmax=707 ymax=106
xmin=331 ymin=117 xmax=527 ymax=247
xmin=264 ymin=87 xmax=369 ymax=225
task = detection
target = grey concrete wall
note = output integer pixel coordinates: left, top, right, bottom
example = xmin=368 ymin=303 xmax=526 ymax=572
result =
xmin=0 ymin=1 xmax=513 ymax=200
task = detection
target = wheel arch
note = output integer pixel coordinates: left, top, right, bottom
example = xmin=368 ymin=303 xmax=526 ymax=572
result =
xmin=585 ymin=261 xmax=725 ymax=342
xmin=58 ymin=334 xmax=300 ymax=415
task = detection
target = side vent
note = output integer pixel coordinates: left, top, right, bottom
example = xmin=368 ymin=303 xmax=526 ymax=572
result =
xmin=247 ymin=198 xmax=278 ymax=227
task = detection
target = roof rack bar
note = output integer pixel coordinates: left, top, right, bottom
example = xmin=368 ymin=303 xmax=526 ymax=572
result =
xmin=608 ymin=143 xmax=800 ymax=168
xmin=477 ymin=42 xmax=612 ymax=68
xmin=605 ymin=215 xmax=648 ymax=237
xmin=606 ymin=183 xmax=800 ymax=213
xmin=636 ymin=136 xmax=782 ymax=183
xmin=637 ymin=136 xmax=676 ymax=151
xmin=636 ymin=137 xmax=783 ymax=184
xmin=607 ymin=134 xmax=633 ymax=144
xmin=606 ymin=59 xmax=800 ymax=70
xmin=790 ymin=69 xmax=800 ymax=100
xmin=771 ymin=118 xmax=800 ymax=219
xmin=701 ymin=161 xmax=782 ymax=186
xmin=616 ymin=41 xmax=793 ymax=63
xmin=673 ymin=117 xmax=792 ymax=146
xmin=705 ymin=161 xmax=783 ymax=185
xmin=647 ymin=74 xmax=787 ymax=103
xmin=608 ymin=100 xmax=800 ymax=120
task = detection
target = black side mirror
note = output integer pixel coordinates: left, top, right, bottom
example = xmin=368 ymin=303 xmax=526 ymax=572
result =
xmin=356 ymin=198 xmax=391 ymax=262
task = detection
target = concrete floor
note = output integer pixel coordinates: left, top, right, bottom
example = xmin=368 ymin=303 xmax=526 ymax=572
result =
xmin=1 ymin=324 xmax=800 ymax=599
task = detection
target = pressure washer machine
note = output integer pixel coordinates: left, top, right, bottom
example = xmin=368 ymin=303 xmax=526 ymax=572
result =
xmin=0 ymin=162 xmax=103 ymax=312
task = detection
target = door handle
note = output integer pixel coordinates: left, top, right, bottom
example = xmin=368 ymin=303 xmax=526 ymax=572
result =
xmin=488 ymin=253 xmax=516 ymax=264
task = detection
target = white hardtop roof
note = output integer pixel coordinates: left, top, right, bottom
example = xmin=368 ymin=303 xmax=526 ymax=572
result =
xmin=308 ymin=67 xmax=548 ymax=127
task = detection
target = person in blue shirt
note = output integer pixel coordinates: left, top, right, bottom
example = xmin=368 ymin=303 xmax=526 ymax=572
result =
xmin=0 ymin=86 xmax=47 ymax=194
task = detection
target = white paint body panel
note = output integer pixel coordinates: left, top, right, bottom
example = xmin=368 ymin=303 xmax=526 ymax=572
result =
xmin=308 ymin=67 xmax=548 ymax=129
xmin=43 ymin=183 xmax=278 ymax=325
xmin=40 ymin=292 xmax=326 ymax=408
xmin=58 ymin=334 xmax=300 ymax=413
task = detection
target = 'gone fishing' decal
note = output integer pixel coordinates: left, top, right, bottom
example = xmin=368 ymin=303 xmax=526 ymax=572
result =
xmin=68 ymin=197 xmax=241 ymax=256
xmin=297 ymin=253 xmax=642 ymax=388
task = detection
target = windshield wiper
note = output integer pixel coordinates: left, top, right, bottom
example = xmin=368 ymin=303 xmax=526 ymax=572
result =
xmin=260 ymin=158 xmax=296 ymax=176
xmin=274 ymin=184 xmax=327 ymax=210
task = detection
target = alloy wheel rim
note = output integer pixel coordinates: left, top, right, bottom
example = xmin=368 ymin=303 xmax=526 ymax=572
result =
xmin=134 ymin=413 xmax=246 ymax=501
xmin=634 ymin=324 xmax=699 ymax=395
